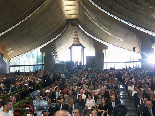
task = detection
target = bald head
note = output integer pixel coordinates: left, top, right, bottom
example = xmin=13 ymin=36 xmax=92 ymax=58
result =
xmin=91 ymin=110 xmax=98 ymax=116
xmin=55 ymin=110 xmax=70 ymax=116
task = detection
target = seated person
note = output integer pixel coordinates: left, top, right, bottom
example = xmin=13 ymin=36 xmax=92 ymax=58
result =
xmin=85 ymin=93 xmax=95 ymax=109
xmin=98 ymin=99 xmax=108 ymax=116
xmin=113 ymin=104 xmax=127 ymax=116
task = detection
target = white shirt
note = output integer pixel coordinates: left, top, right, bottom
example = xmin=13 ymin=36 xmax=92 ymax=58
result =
xmin=0 ymin=106 xmax=3 ymax=112
xmin=56 ymin=91 xmax=61 ymax=99
xmin=0 ymin=107 xmax=14 ymax=114
xmin=112 ymin=102 xmax=115 ymax=108
xmin=94 ymin=89 xmax=100 ymax=95
xmin=77 ymin=94 xmax=86 ymax=101
xmin=128 ymin=85 xmax=134 ymax=91
xmin=85 ymin=99 xmax=95 ymax=109
xmin=132 ymin=90 xmax=137 ymax=96
xmin=0 ymin=111 xmax=14 ymax=116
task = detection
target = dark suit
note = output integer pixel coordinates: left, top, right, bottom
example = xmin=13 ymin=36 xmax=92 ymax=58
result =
xmin=49 ymin=92 xmax=56 ymax=103
xmin=108 ymin=100 xmax=121 ymax=115
xmin=134 ymin=93 xmax=143 ymax=112
xmin=67 ymin=103 xmax=82 ymax=115
xmin=143 ymin=107 xmax=155 ymax=116
xmin=56 ymin=103 xmax=68 ymax=111
xmin=76 ymin=99 xmax=85 ymax=109
xmin=40 ymin=92 xmax=47 ymax=97
xmin=144 ymin=93 xmax=151 ymax=101
xmin=138 ymin=103 xmax=147 ymax=116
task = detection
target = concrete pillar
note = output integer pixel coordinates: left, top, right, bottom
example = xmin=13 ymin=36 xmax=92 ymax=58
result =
xmin=44 ymin=48 xmax=55 ymax=72
xmin=93 ymin=41 xmax=108 ymax=70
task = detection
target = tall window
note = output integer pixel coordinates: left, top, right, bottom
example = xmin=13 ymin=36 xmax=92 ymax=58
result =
xmin=72 ymin=46 xmax=82 ymax=64
xmin=104 ymin=44 xmax=141 ymax=69
xmin=10 ymin=48 xmax=44 ymax=72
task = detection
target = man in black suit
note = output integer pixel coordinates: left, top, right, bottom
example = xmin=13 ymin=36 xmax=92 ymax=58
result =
xmin=49 ymin=88 xmax=56 ymax=103
xmin=144 ymin=88 xmax=152 ymax=101
xmin=108 ymin=95 xmax=121 ymax=115
xmin=67 ymin=99 xmax=82 ymax=115
xmin=113 ymin=104 xmax=127 ymax=116
xmin=40 ymin=88 xmax=47 ymax=97
xmin=143 ymin=101 xmax=155 ymax=116
xmin=138 ymin=98 xmax=148 ymax=116
xmin=56 ymin=99 xmax=68 ymax=111
xmin=134 ymin=92 xmax=143 ymax=113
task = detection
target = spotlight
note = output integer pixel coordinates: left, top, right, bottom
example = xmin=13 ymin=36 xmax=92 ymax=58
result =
xmin=148 ymin=54 xmax=155 ymax=64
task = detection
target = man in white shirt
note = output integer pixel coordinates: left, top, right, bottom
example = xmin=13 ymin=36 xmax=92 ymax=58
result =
xmin=0 ymin=98 xmax=13 ymax=116
xmin=77 ymin=89 xmax=86 ymax=101
xmin=128 ymin=82 xmax=134 ymax=92
xmin=0 ymin=96 xmax=16 ymax=114
xmin=56 ymin=87 xmax=61 ymax=100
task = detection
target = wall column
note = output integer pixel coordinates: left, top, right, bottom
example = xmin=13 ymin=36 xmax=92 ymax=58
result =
xmin=93 ymin=41 xmax=108 ymax=71
xmin=44 ymin=48 xmax=55 ymax=72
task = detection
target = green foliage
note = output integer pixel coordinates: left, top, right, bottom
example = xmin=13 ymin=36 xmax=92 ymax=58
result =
xmin=13 ymin=97 xmax=30 ymax=109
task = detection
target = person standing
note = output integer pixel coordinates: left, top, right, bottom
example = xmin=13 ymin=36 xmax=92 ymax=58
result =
xmin=0 ymin=99 xmax=13 ymax=116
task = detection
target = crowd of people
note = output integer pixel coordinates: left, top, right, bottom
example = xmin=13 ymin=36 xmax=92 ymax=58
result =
xmin=125 ymin=68 xmax=155 ymax=116
xmin=0 ymin=66 xmax=154 ymax=116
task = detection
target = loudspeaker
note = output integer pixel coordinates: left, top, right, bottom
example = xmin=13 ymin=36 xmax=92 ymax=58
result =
xmin=0 ymin=53 xmax=3 ymax=59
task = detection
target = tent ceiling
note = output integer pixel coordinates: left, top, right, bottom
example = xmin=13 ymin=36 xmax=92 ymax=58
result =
xmin=0 ymin=0 xmax=154 ymax=59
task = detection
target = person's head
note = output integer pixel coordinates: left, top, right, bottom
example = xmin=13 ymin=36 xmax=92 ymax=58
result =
xmin=91 ymin=110 xmax=98 ymax=116
xmin=146 ymin=101 xmax=153 ymax=110
xmin=88 ymin=93 xmax=92 ymax=100
xmin=80 ymin=89 xmax=83 ymax=94
xmin=2 ymin=99 xmax=12 ymax=112
xmin=101 ymin=89 xmax=105 ymax=94
xmin=10 ymin=96 xmax=16 ymax=105
xmin=147 ymin=88 xmax=151 ymax=93
xmin=73 ymin=109 xmax=79 ymax=116
xmin=56 ymin=87 xmax=60 ymax=92
xmin=144 ymin=98 xmax=148 ymax=104
xmin=113 ymin=104 xmax=127 ymax=116
xmin=64 ymin=94 xmax=68 ymax=99
xmin=69 ymin=90 xmax=73 ymax=96
xmin=139 ymin=93 xmax=143 ymax=98
xmin=55 ymin=110 xmax=70 ymax=116
xmin=60 ymin=92 xmax=64 ymax=97
xmin=50 ymin=88 xmax=53 ymax=92
xmin=43 ymin=88 xmax=46 ymax=93
xmin=101 ymin=98 xmax=105 ymax=104
xmin=73 ymin=83 xmax=76 ymax=87
xmin=70 ymin=99 xmax=74 ymax=105
xmin=91 ymin=90 xmax=95 ymax=95
xmin=98 ymin=94 xmax=102 ymax=99
xmin=111 ymin=95 xmax=115 ymax=102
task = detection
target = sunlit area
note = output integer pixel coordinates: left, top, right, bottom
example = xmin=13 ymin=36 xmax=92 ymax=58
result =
xmin=56 ymin=46 xmax=95 ymax=65
xmin=104 ymin=44 xmax=141 ymax=69
xmin=10 ymin=44 xmax=142 ymax=72
xmin=72 ymin=46 xmax=82 ymax=63
xmin=148 ymin=53 xmax=155 ymax=64
xmin=57 ymin=49 xmax=70 ymax=62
